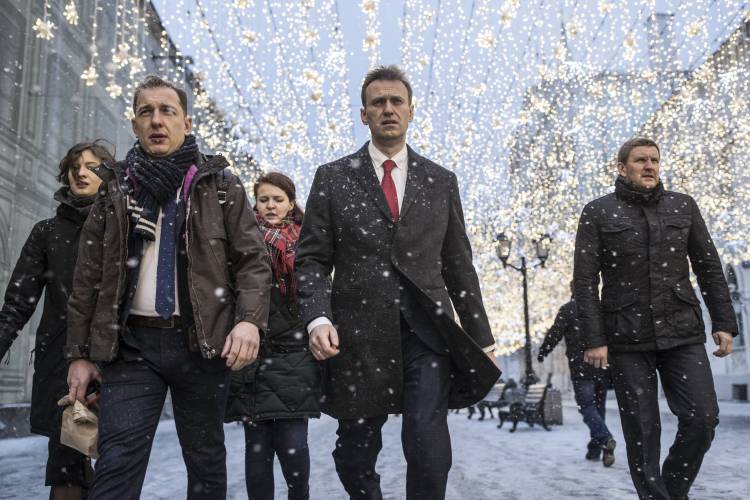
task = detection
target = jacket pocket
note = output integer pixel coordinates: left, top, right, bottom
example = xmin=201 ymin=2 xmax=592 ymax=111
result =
xmin=667 ymin=285 xmax=702 ymax=330
xmin=601 ymin=221 xmax=643 ymax=254
xmin=663 ymin=217 xmax=691 ymax=251
xmin=601 ymin=292 xmax=641 ymax=341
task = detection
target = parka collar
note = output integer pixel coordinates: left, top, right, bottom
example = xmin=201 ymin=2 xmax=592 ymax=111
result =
xmin=614 ymin=176 xmax=665 ymax=206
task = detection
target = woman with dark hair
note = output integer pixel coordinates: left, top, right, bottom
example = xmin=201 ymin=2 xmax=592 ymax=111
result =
xmin=226 ymin=171 xmax=320 ymax=500
xmin=0 ymin=139 xmax=114 ymax=500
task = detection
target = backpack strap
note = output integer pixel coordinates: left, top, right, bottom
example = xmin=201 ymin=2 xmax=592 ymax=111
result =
xmin=217 ymin=168 xmax=229 ymax=205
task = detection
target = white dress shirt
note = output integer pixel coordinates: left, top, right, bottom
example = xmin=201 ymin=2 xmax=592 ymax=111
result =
xmin=130 ymin=191 xmax=181 ymax=317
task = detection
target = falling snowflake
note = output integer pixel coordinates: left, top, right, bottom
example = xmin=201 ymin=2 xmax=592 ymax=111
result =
xmin=32 ymin=18 xmax=55 ymax=40
xmin=360 ymin=0 xmax=377 ymax=14
xmin=303 ymin=68 xmax=322 ymax=87
xmin=477 ymin=29 xmax=496 ymax=49
xmin=500 ymin=9 xmax=515 ymax=27
xmin=300 ymin=28 xmax=318 ymax=47
xmin=363 ymin=32 xmax=378 ymax=51
xmin=106 ymin=81 xmax=122 ymax=98
xmin=112 ymin=42 xmax=130 ymax=68
xmin=129 ymin=56 xmax=145 ymax=76
xmin=566 ymin=20 xmax=583 ymax=38
xmin=64 ymin=2 xmax=79 ymax=25
xmin=241 ymin=29 xmax=258 ymax=46
xmin=80 ymin=66 xmax=98 ymax=86
xmin=686 ymin=18 xmax=705 ymax=38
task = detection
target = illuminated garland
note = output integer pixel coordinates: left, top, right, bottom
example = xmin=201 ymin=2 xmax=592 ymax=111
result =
xmin=29 ymin=0 xmax=750 ymax=354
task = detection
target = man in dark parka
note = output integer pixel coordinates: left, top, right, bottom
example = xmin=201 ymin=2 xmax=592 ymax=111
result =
xmin=64 ymin=76 xmax=272 ymax=500
xmin=295 ymin=65 xmax=500 ymax=500
xmin=574 ymin=137 xmax=737 ymax=500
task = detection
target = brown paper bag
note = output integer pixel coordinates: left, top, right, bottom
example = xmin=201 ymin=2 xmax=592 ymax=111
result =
xmin=57 ymin=395 xmax=99 ymax=458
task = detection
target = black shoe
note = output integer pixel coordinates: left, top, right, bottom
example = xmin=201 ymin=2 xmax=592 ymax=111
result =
xmin=602 ymin=438 xmax=616 ymax=467
xmin=585 ymin=440 xmax=601 ymax=460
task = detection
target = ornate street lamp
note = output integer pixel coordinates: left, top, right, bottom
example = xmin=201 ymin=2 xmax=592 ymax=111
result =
xmin=496 ymin=232 xmax=552 ymax=387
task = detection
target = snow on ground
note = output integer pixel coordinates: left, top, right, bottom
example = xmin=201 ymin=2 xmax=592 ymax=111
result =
xmin=1 ymin=399 xmax=748 ymax=499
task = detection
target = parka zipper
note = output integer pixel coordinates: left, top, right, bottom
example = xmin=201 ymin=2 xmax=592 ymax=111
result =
xmin=185 ymin=159 xmax=228 ymax=359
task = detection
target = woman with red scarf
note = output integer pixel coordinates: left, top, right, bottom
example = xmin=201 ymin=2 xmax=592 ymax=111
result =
xmin=226 ymin=172 xmax=320 ymax=500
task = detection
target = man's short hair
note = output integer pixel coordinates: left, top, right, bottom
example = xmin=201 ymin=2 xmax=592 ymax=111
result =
xmin=360 ymin=65 xmax=413 ymax=107
xmin=132 ymin=75 xmax=188 ymax=115
xmin=617 ymin=137 xmax=660 ymax=165
xmin=57 ymin=139 xmax=115 ymax=184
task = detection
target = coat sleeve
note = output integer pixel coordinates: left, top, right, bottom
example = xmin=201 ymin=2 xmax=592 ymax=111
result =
xmin=65 ymin=195 xmax=107 ymax=359
xmin=223 ymin=172 xmax=272 ymax=330
xmin=440 ymin=172 xmax=495 ymax=349
xmin=686 ymin=196 xmax=738 ymax=335
xmin=294 ymin=166 xmax=335 ymax=326
xmin=573 ymin=203 xmax=607 ymax=349
xmin=0 ymin=222 xmax=48 ymax=360
xmin=538 ymin=304 xmax=568 ymax=358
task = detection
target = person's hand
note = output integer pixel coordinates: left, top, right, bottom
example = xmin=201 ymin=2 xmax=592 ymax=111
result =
xmin=712 ymin=331 xmax=733 ymax=357
xmin=583 ymin=346 xmax=609 ymax=369
xmin=67 ymin=359 xmax=102 ymax=403
xmin=309 ymin=324 xmax=340 ymax=360
xmin=222 ymin=321 xmax=260 ymax=370
xmin=486 ymin=351 xmax=500 ymax=368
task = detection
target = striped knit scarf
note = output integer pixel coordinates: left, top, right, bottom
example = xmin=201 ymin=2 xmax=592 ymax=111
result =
xmin=255 ymin=211 xmax=301 ymax=298
xmin=125 ymin=135 xmax=199 ymax=240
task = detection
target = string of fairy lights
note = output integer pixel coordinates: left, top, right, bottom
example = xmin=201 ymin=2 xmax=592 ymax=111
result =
xmin=29 ymin=0 xmax=750 ymax=355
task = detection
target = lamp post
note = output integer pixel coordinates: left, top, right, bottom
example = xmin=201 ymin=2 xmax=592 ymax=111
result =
xmin=496 ymin=232 xmax=551 ymax=387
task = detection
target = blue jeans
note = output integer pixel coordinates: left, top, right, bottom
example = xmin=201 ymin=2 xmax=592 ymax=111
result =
xmin=572 ymin=378 xmax=612 ymax=446
xmin=244 ymin=418 xmax=310 ymax=500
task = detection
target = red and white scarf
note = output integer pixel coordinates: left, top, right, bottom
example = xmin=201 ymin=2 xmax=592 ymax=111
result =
xmin=255 ymin=211 xmax=301 ymax=298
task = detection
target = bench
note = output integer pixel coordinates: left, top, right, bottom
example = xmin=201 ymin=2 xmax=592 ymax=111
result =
xmin=469 ymin=380 xmax=513 ymax=420
xmin=499 ymin=373 xmax=553 ymax=432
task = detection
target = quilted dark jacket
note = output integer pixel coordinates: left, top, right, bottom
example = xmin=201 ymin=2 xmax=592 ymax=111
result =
xmin=573 ymin=177 xmax=737 ymax=352
xmin=226 ymin=283 xmax=321 ymax=422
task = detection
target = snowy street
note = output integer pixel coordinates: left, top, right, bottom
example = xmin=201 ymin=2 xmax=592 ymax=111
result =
xmin=1 ymin=398 xmax=748 ymax=499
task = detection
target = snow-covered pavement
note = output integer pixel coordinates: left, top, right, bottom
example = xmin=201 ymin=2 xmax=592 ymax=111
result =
xmin=1 ymin=399 xmax=748 ymax=499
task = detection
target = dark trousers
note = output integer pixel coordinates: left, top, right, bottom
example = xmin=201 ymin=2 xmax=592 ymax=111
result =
xmin=89 ymin=326 xmax=230 ymax=500
xmin=332 ymin=323 xmax=452 ymax=500
xmin=244 ymin=418 xmax=310 ymax=500
xmin=609 ymin=343 xmax=719 ymax=500
xmin=572 ymin=378 xmax=612 ymax=446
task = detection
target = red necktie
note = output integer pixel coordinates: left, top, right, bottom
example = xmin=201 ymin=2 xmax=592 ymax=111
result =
xmin=381 ymin=159 xmax=399 ymax=223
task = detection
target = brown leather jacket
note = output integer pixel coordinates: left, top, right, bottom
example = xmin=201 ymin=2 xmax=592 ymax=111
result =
xmin=65 ymin=155 xmax=272 ymax=361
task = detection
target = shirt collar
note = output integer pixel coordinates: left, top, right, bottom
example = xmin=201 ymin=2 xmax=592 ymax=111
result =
xmin=368 ymin=142 xmax=408 ymax=170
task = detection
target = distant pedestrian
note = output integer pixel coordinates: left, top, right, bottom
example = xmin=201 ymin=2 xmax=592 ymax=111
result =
xmin=0 ymin=140 xmax=114 ymax=500
xmin=64 ymin=75 xmax=272 ymax=500
xmin=574 ymin=137 xmax=738 ymax=500
xmin=538 ymin=281 xmax=615 ymax=466
xmin=226 ymin=172 xmax=320 ymax=500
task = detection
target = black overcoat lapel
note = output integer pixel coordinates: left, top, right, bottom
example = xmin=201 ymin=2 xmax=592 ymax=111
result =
xmin=399 ymin=146 xmax=427 ymax=221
